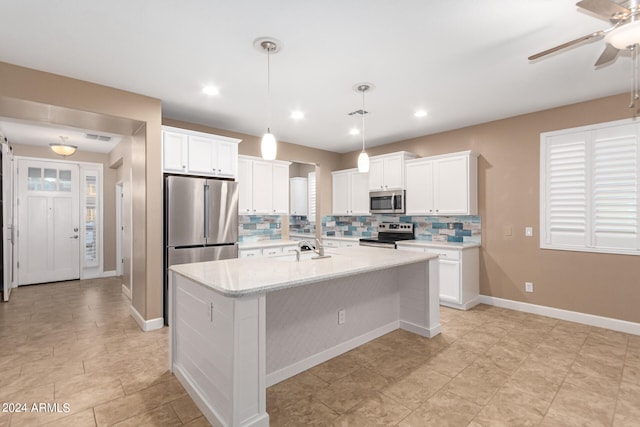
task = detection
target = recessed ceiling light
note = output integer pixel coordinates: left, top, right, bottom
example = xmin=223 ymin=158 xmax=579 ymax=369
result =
xmin=291 ymin=111 xmax=304 ymax=119
xmin=202 ymin=85 xmax=219 ymax=96
xmin=349 ymin=128 xmax=360 ymax=135
xmin=414 ymin=110 xmax=428 ymax=118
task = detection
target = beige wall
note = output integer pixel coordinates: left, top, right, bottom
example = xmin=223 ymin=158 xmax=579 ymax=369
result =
xmin=162 ymin=119 xmax=343 ymax=226
xmin=0 ymin=61 xmax=163 ymax=321
xmin=340 ymin=93 xmax=640 ymax=324
xmin=11 ymin=144 xmax=117 ymax=271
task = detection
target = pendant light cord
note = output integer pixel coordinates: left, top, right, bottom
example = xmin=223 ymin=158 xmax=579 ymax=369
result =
xmin=361 ymin=87 xmax=366 ymax=152
xmin=267 ymin=45 xmax=272 ymax=133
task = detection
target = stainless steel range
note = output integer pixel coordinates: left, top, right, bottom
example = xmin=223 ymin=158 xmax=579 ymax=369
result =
xmin=359 ymin=222 xmax=415 ymax=249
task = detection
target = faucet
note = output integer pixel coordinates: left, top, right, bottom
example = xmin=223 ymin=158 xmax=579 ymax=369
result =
xmin=314 ymin=238 xmax=325 ymax=257
xmin=294 ymin=239 xmax=325 ymax=261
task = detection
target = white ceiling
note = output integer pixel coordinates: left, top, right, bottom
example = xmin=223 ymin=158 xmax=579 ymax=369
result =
xmin=0 ymin=119 xmax=121 ymax=153
xmin=0 ymin=1 xmax=633 ymax=153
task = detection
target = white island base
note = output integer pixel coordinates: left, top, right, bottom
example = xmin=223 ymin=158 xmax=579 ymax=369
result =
xmin=169 ymin=247 xmax=440 ymax=427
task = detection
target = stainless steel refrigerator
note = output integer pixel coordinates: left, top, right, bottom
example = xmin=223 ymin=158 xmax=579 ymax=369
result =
xmin=164 ymin=175 xmax=239 ymax=322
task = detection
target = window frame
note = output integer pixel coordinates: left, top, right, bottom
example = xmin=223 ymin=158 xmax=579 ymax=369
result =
xmin=540 ymin=118 xmax=640 ymax=256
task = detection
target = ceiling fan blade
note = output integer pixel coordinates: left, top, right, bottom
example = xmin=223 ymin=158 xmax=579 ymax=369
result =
xmin=576 ymin=0 xmax=630 ymax=19
xmin=594 ymin=43 xmax=619 ymax=66
xmin=528 ymin=31 xmax=604 ymax=60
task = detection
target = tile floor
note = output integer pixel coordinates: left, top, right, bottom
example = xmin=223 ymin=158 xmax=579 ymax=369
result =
xmin=1 ymin=278 xmax=639 ymax=426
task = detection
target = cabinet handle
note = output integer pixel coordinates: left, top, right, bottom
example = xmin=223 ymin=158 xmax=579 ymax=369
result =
xmin=182 ymin=165 xmax=186 ymax=169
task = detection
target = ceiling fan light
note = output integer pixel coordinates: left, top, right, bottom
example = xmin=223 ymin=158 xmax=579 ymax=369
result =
xmin=357 ymin=151 xmax=369 ymax=173
xmin=49 ymin=143 xmax=77 ymax=157
xmin=261 ymin=131 xmax=277 ymax=160
xmin=605 ymin=20 xmax=640 ymax=49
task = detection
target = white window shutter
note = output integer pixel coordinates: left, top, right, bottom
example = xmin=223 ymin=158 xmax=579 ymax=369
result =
xmin=592 ymin=125 xmax=638 ymax=250
xmin=307 ymin=171 xmax=316 ymax=223
xmin=543 ymin=133 xmax=588 ymax=248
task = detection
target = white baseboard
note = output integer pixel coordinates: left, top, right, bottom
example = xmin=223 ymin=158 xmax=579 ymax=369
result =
xmin=121 ymin=284 xmax=131 ymax=300
xmin=174 ymin=365 xmax=269 ymax=427
xmin=266 ymin=321 xmax=399 ymax=387
xmin=479 ymin=295 xmax=640 ymax=336
xmin=129 ymin=304 xmax=164 ymax=332
xmin=101 ymin=270 xmax=117 ymax=278
xmin=400 ymin=320 xmax=442 ymax=338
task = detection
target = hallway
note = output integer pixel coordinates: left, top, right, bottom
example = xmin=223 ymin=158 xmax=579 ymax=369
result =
xmin=0 ymin=278 xmax=207 ymax=426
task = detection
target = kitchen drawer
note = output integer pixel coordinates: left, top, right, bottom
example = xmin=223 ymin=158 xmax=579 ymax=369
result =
xmin=322 ymin=239 xmax=341 ymax=248
xmin=262 ymin=247 xmax=284 ymax=257
xmin=395 ymin=244 xmax=425 ymax=253
xmin=426 ymin=248 xmax=460 ymax=261
xmin=239 ymin=248 xmax=262 ymax=258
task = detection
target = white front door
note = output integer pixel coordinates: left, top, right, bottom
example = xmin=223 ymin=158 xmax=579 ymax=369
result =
xmin=17 ymin=159 xmax=80 ymax=285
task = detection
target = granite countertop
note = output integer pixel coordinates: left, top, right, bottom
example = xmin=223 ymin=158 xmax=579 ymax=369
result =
xmin=395 ymin=240 xmax=481 ymax=250
xmin=238 ymin=240 xmax=300 ymax=250
xmin=322 ymin=235 xmax=361 ymax=242
xmin=289 ymin=232 xmax=316 ymax=239
xmin=170 ymin=246 xmax=438 ymax=298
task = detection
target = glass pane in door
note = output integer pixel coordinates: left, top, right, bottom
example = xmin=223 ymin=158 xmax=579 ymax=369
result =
xmin=27 ymin=167 xmax=42 ymax=191
xmin=43 ymin=168 xmax=57 ymax=191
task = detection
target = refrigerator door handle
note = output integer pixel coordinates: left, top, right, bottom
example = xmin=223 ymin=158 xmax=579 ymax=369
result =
xmin=204 ymin=183 xmax=210 ymax=240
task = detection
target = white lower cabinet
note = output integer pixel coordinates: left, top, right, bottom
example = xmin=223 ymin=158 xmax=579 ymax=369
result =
xmin=396 ymin=243 xmax=479 ymax=310
xmin=238 ymin=243 xmax=298 ymax=258
xmin=322 ymin=237 xmax=359 ymax=248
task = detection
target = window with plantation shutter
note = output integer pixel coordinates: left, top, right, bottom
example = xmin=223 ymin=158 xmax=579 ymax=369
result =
xmin=307 ymin=171 xmax=316 ymax=223
xmin=541 ymin=119 xmax=640 ymax=255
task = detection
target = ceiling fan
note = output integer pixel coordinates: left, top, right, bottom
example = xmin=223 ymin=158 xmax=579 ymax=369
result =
xmin=529 ymin=0 xmax=640 ymax=107
xmin=529 ymin=0 xmax=640 ymax=66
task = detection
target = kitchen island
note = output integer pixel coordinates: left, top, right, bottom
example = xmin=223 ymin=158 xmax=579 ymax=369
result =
xmin=168 ymin=246 xmax=440 ymax=427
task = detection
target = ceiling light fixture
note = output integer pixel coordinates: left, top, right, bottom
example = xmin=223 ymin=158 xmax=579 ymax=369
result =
xmin=605 ymin=20 xmax=640 ymax=108
xmin=202 ymin=85 xmax=219 ymax=96
xmin=255 ymin=38 xmax=281 ymax=160
xmin=290 ymin=111 xmax=304 ymax=120
xmin=50 ymin=136 xmax=77 ymax=157
xmin=351 ymin=83 xmax=374 ymax=173
xmin=349 ymin=128 xmax=360 ymax=136
xmin=414 ymin=110 xmax=428 ymax=118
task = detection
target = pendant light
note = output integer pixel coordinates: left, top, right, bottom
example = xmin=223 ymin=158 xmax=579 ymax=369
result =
xmin=256 ymin=38 xmax=280 ymax=160
xmin=355 ymin=83 xmax=373 ymax=173
xmin=50 ymin=136 xmax=77 ymax=157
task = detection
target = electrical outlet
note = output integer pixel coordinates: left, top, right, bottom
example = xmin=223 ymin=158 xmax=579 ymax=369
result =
xmin=338 ymin=309 xmax=346 ymax=325
xmin=525 ymin=282 xmax=534 ymax=293
xmin=525 ymin=227 xmax=533 ymax=237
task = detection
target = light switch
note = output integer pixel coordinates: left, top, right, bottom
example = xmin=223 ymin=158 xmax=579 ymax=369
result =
xmin=503 ymin=226 xmax=512 ymax=237
xmin=525 ymin=227 xmax=533 ymax=237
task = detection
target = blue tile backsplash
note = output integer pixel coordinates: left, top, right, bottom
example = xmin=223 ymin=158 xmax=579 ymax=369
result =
xmin=322 ymin=215 xmax=481 ymax=244
xmin=289 ymin=215 xmax=316 ymax=235
xmin=239 ymin=215 xmax=283 ymax=243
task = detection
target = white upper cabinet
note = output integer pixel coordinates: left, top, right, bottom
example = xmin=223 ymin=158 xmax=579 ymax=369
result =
xmin=290 ymin=177 xmax=308 ymax=216
xmin=163 ymin=131 xmax=188 ymax=173
xmin=368 ymin=151 xmax=417 ymax=190
xmin=238 ymin=155 xmax=290 ymax=215
xmin=405 ymin=151 xmax=478 ymax=216
xmin=332 ymin=169 xmax=370 ymax=216
xmin=162 ymin=126 xmax=241 ymax=178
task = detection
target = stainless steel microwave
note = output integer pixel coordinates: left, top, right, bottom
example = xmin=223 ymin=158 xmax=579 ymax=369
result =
xmin=369 ymin=190 xmax=405 ymax=214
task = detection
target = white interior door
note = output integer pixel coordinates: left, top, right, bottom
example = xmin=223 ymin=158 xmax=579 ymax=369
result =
xmin=17 ymin=159 xmax=80 ymax=285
